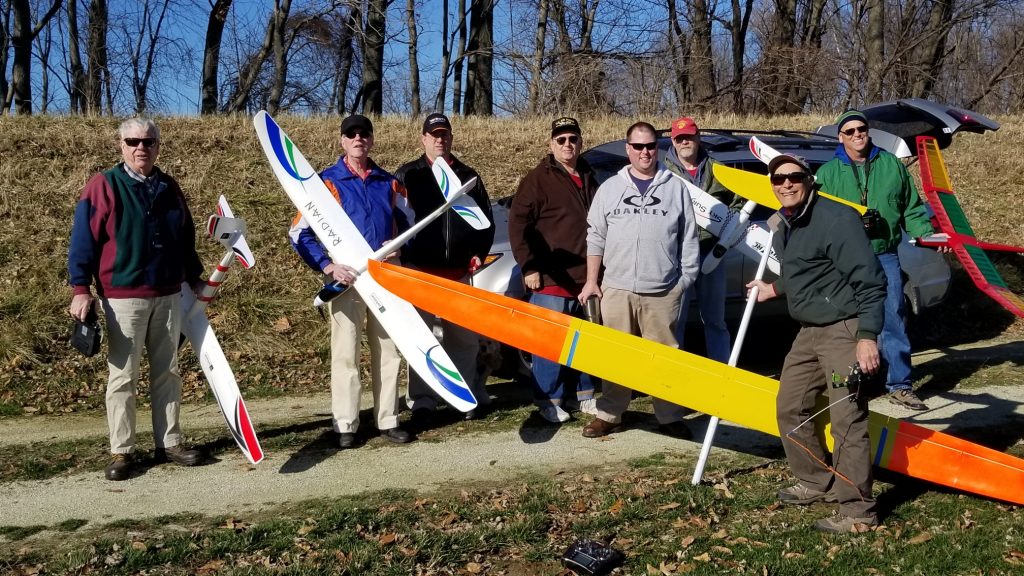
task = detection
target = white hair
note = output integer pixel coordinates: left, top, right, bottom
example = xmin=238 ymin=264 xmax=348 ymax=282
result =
xmin=118 ymin=118 xmax=160 ymax=140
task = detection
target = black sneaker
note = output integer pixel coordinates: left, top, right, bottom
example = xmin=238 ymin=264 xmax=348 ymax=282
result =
xmin=338 ymin=432 xmax=356 ymax=449
xmin=888 ymin=389 xmax=927 ymax=411
xmin=155 ymin=445 xmax=204 ymax=466
xmin=105 ymin=453 xmax=134 ymax=481
xmin=657 ymin=421 xmax=692 ymax=440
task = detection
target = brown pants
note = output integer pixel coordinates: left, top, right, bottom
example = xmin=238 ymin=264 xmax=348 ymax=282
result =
xmin=777 ymin=319 xmax=876 ymax=519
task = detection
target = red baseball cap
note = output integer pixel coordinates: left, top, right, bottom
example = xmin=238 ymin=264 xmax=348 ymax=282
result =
xmin=670 ymin=117 xmax=699 ymax=138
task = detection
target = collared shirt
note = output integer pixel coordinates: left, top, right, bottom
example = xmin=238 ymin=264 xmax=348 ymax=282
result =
xmin=122 ymin=164 xmax=159 ymax=205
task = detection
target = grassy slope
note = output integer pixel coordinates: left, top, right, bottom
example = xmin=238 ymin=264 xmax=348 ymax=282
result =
xmin=0 ymin=114 xmax=1021 ymax=416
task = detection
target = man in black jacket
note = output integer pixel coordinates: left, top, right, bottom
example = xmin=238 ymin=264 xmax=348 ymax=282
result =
xmin=397 ymin=113 xmax=495 ymax=422
xmin=747 ymin=153 xmax=886 ymax=534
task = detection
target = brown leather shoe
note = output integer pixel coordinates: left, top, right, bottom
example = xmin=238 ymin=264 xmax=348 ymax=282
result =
xmin=155 ymin=444 xmax=204 ymax=467
xmin=582 ymin=417 xmax=620 ymax=438
xmin=105 ymin=453 xmax=134 ymax=481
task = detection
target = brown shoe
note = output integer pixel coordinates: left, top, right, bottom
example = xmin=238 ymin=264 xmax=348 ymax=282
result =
xmin=582 ymin=417 xmax=620 ymax=438
xmin=155 ymin=444 xmax=204 ymax=467
xmin=105 ymin=453 xmax=134 ymax=481
xmin=657 ymin=421 xmax=692 ymax=440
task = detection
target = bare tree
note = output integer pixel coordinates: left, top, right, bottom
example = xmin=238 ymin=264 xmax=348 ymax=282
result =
xmin=126 ymin=0 xmax=171 ymax=114
xmin=526 ymin=0 xmax=548 ymax=113
xmin=332 ymin=6 xmax=358 ymax=114
xmin=666 ymin=0 xmax=689 ymax=108
xmin=67 ymin=0 xmax=86 ymax=113
xmin=716 ymin=0 xmax=752 ymax=111
xmin=223 ymin=3 xmax=275 ymax=113
xmin=6 ymin=0 xmax=62 ymax=114
xmin=463 ymin=0 xmax=493 ymax=115
xmin=85 ymin=0 xmax=107 ymax=114
xmin=432 ymin=0 xmax=450 ymax=110
xmin=452 ymin=0 xmax=465 ymax=113
xmin=200 ymin=0 xmax=232 ymax=114
xmin=405 ymin=0 xmax=420 ymax=115
xmin=687 ymin=0 xmax=715 ymax=106
xmin=0 ymin=1 xmax=13 ymax=111
xmin=360 ymin=0 xmax=387 ymax=114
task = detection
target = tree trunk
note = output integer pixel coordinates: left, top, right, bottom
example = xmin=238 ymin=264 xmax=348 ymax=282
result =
xmin=131 ymin=0 xmax=172 ymax=115
xmin=0 ymin=2 xmax=12 ymax=114
xmin=864 ymin=0 xmax=885 ymax=101
xmin=406 ymin=0 xmax=420 ymax=115
xmin=361 ymin=0 xmax=386 ymax=114
xmin=36 ymin=16 xmax=51 ymax=112
xmin=8 ymin=0 xmax=63 ymax=115
xmin=266 ymin=0 xmax=292 ymax=115
xmin=223 ymin=5 xmax=275 ymax=113
xmin=527 ymin=0 xmax=548 ymax=113
xmin=784 ymin=0 xmax=826 ymax=111
xmin=908 ymin=0 xmax=954 ymax=98
xmin=463 ymin=0 xmax=493 ymax=116
xmin=67 ymin=0 xmax=86 ymax=113
xmin=431 ymin=0 xmax=450 ymax=110
xmin=727 ymin=0 xmax=753 ymax=112
xmin=452 ymin=0 xmax=465 ymax=114
xmin=666 ymin=0 xmax=688 ymax=106
xmin=201 ymin=0 xmax=233 ymax=115
xmin=86 ymin=0 xmax=108 ymax=115
xmin=688 ymin=0 xmax=715 ymax=106
xmin=334 ymin=7 xmax=357 ymax=114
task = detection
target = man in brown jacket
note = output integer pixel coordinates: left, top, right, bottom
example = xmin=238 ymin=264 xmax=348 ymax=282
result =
xmin=508 ymin=117 xmax=599 ymax=424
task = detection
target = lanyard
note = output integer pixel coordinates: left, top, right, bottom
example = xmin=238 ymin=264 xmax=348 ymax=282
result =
xmin=849 ymin=158 xmax=871 ymax=206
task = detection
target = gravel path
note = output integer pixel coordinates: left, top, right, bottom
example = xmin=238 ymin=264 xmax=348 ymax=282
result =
xmin=2 ymin=339 xmax=1022 ymax=528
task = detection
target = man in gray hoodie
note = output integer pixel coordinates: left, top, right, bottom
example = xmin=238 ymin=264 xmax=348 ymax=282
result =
xmin=578 ymin=121 xmax=699 ymax=439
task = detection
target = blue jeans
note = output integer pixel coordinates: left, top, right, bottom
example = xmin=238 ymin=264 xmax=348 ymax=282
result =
xmin=877 ymin=251 xmax=912 ymax=392
xmin=675 ymin=251 xmax=731 ymax=363
xmin=528 ymin=292 xmax=596 ymax=407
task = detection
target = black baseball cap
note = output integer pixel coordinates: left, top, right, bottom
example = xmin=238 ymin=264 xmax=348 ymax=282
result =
xmin=551 ymin=116 xmax=582 ymax=137
xmin=422 ymin=112 xmax=452 ymax=134
xmin=340 ymin=114 xmax=373 ymax=135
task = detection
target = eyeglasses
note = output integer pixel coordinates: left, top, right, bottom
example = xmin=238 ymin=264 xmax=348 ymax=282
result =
xmin=770 ymin=172 xmax=808 ymax=185
xmin=123 ymin=138 xmax=157 ymax=148
xmin=628 ymin=142 xmax=657 ymax=151
xmin=344 ymin=129 xmax=372 ymax=139
xmin=555 ymin=135 xmax=579 ymax=146
xmin=673 ymin=135 xmax=696 ymax=143
xmin=840 ymin=125 xmax=868 ymax=136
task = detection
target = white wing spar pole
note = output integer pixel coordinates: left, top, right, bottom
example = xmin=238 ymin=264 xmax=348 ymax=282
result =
xmin=691 ymin=228 xmax=776 ymax=485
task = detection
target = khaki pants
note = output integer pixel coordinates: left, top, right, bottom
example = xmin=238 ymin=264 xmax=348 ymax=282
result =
xmin=594 ymin=283 xmax=687 ymax=425
xmin=329 ymin=290 xmax=401 ymax=433
xmin=102 ymin=295 xmax=184 ymax=454
xmin=777 ymin=319 xmax=876 ymax=519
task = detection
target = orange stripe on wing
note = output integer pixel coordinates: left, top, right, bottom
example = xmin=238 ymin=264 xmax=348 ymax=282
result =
xmin=367 ymin=260 xmax=570 ymax=362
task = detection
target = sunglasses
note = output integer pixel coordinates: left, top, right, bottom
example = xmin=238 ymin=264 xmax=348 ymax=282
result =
xmin=770 ymin=172 xmax=808 ymax=185
xmin=344 ymin=129 xmax=372 ymax=139
xmin=555 ymin=135 xmax=579 ymax=146
xmin=840 ymin=125 xmax=868 ymax=136
xmin=628 ymin=142 xmax=658 ymax=151
xmin=123 ymin=138 xmax=157 ymax=148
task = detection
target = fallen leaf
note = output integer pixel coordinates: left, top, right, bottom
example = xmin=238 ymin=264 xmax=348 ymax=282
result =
xmin=131 ymin=541 xmax=147 ymax=552
xmin=680 ymin=535 xmax=696 ymax=548
xmin=783 ymin=552 xmax=804 ymax=559
xmin=711 ymin=545 xmax=733 ymax=555
xmin=272 ymin=316 xmax=292 ymax=333
xmin=197 ymin=559 xmax=225 ymax=574
xmin=378 ymin=533 xmax=397 ymax=545
xmin=658 ymin=502 xmax=681 ymax=511
xmin=466 ymin=561 xmax=483 ymax=573
xmin=693 ymin=552 xmax=711 ymax=562
xmin=608 ymin=498 xmax=624 ymax=515
xmin=908 ymin=532 xmax=933 ymax=545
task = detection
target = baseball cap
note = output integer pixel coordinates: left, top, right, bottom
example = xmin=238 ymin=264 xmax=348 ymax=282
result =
xmin=340 ymin=114 xmax=373 ymax=135
xmin=422 ymin=112 xmax=452 ymax=134
xmin=551 ymin=117 xmax=582 ymax=137
xmin=670 ymin=116 xmax=699 ymax=138
xmin=767 ymin=153 xmax=812 ymax=176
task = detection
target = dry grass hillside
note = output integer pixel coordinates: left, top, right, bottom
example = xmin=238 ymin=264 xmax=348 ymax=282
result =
xmin=0 ymin=113 xmax=1021 ymax=416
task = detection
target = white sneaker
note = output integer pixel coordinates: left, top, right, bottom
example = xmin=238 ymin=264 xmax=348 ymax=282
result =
xmin=539 ymin=405 xmax=571 ymax=423
xmin=577 ymin=398 xmax=598 ymax=416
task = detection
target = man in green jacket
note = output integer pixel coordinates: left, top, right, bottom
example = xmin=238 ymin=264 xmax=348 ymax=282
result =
xmin=815 ymin=110 xmax=938 ymax=411
xmin=748 ymin=153 xmax=886 ymax=533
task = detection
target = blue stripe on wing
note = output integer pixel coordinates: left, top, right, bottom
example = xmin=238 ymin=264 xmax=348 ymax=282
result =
xmin=425 ymin=345 xmax=476 ymax=405
xmin=263 ymin=114 xmax=314 ymax=183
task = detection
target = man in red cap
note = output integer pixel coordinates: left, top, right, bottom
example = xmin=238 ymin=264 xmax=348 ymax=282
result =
xmin=661 ymin=116 xmax=741 ymax=364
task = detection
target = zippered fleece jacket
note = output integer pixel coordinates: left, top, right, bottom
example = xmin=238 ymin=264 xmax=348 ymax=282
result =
xmin=586 ymin=166 xmax=699 ymax=294
xmin=815 ymin=144 xmax=935 ymax=254
xmin=68 ymin=163 xmax=203 ymax=298
xmin=289 ymin=156 xmax=412 ymax=273
xmin=509 ymin=154 xmax=598 ymax=290
xmin=770 ymin=191 xmax=887 ymax=340
xmin=395 ymin=154 xmax=494 ymax=279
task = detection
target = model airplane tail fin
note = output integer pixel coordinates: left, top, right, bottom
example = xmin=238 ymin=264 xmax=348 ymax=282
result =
xmin=917 ymin=136 xmax=1024 ymax=317
xmin=431 ymin=157 xmax=491 ymax=230
xmin=212 ymin=195 xmax=256 ymax=269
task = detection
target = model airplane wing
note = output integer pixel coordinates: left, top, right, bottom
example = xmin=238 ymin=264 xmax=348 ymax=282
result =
xmin=916 ymin=136 xmax=1024 ymax=317
xmin=180 ymin=196 xmax=264 ymax=465
xmin=252 ymin=111 xmax=477 ymax=412
xmin=712 ymin=164 xmax=868 ymax=216
xmin=368 ymin=260 xmax=1024 ymax=506
xmin=431 ymin=156 xmax=491 ymax=230
xmin=675 ymin=174 xmax=779 ymax=275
